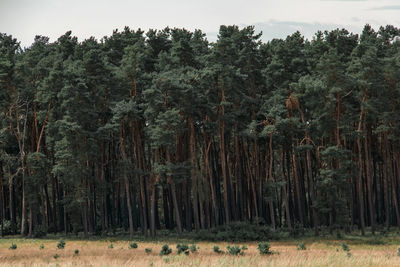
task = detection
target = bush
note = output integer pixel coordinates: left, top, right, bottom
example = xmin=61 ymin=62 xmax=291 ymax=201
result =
xmin=227 ymin=245 xmax=247 ymax=256
xmin=341 ymin=242 xmax=350 ymax=252
xmin=74 ymin=249 xmax=79 ymax=255
xmin=159 ymin=244 xmax=172 ymax=256
xmin=213 ymin=246 xmax=223 ymax=254
xmin=397 ymin=248 xmax=400 ymax=257
xmin=57 ymin=240 xmax=66 ymax=249
xmin=145 ymin=248 xmax=152 ymax=254
xmin=9 ymin=243 xmax=17 ymax=250
xmin=297 ymin=242 xmax=306 ymax=250
xmin=258 ymin=242 xmax=272 ymax=255
xmin=53 ymin=254 xmax=59 ymax=259
xmin=176 ymin=243 xmax=189 ymax=255
xmin=108 ymin=243 xmax=114 ymax=249
xmin=189 ymin=244 xmax=198 ymax=253
xmin=129 ymin=242 xmax=138 ymax=249
xmin=39 ymin=244 xmax=45 ymax=250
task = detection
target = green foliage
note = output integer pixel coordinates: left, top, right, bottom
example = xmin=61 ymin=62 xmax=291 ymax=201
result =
xmin=341 ymin=242 xmax=350 ymax=252
xmin=226 ymin=245 xmax=247 ymax=256
xmin=176 ymin=243 xmax=189 ymax=255
xmin=195 ymin=222 xmax=273 ymax=242
xmin=108 ymin=243 xmax=114 ymax=249
xmin=213 ymin=246 xmax=223 ymax=254
xmin=159 ymin=244 xmax=172 ymax=256
xmin=297 ymin=242 xmax=306 ymax=250
xmin=145 ymin=248 xmax=152 ymax=254
xmin=9 ymin=243 xmax=17 ymax=250
xmin=258 ymin=242 xmax=272 ymax=254
xmin=189 ymin=244 xmax=198 ymax=253
xmin=53 ymin=254 xmax=59 ymax=259
xmin=315 ymin=146 xmax=352 ymax=229
xmin=397 ymin=248 xmax=400 ymax=257
xmin=74 ymin=249 xmax=79 ymax=255
xmin=2 ymin=24 xmax=400 ymax=240
xmin=365 ymin=238 xmax=386 ymax=245
xmin=129 ymin=242 xmax=138 ymax=249
xmin=57 ymin=240 xmax=66 ymax=249
xmin=0 ymin=220 xmax=12 ymax=236
xmin=40 ymin=244 xmax=45 ymax=250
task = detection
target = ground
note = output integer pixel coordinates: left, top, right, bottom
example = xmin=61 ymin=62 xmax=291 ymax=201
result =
xmin=0 ymin=235 xmax=400 ymax=266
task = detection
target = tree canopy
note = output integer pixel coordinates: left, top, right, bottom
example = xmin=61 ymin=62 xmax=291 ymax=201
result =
xmin=1 ymin=24 xmax=400 ymax=237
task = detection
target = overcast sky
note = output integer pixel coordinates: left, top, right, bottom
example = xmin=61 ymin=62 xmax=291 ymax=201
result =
xmin=1 ymin=0 xmax=400 ymax=47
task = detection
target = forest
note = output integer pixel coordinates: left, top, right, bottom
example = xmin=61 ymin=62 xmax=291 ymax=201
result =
xmin=1 ymin=24 xmax=400 ymax=239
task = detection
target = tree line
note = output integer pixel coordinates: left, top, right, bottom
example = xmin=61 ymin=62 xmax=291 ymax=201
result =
xmin=1 ymin=24 xmax=400 ymax=238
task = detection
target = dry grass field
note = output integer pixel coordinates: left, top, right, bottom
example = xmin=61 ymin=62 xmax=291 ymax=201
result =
xmin=0 ymin=238 xmax=400 ymax=266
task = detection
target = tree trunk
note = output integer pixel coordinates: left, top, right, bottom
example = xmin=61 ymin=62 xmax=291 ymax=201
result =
xmin=356 ymin=94 xmax=366 ymax=235
xmin=268 ymin=134 xmax=276 ymax=229
xmin=363 ymin=120 xmax=375 ymax=235
xmin=292 ymin=146 xmax=304 ymax=226
xmin=20 ymin=166 xmax=27 ymax=236
xmin=119 ymin=122 xmax=134 ymax=238
xmin=204 ymin=134 xmax=219 ymax=226
xmin=189 ymin=117 xmax=200 ymax=232
xmin=281 ymin=149 xmax=292 ymax=229
xmin=166 ymin=150 xmax=183 ymax=236
xmin=381 ymin=133 xmax=390 ymax=230
xmin=150 ymin=180 xmax=157 ymax=238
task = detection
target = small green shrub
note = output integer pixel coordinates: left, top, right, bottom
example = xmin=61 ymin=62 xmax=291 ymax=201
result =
xmin=227 ymin=245 xmax=247 ymax=256
xmin=57 ymin=240 xmax=66 ymax=249
xmin=258 ymin=242 xmax=272 ymax=255
xmin=74 ymin=249 xmax=79 ymax=255
xmin=9 ymin=243 xmax=17 ymax=250
xmin=397 ymin=248 xmax=400 ymax=256
xmin=213 ymin=246 xmax=223 ymax=254
xmin=53 ymin=254 xmax=59 ymax=259
xmin=297 ymin=242 xmax=306 ymax=250
xmin=176 ymin=243 xmax=189 ymax=255
xmin=129 ymin=242 xmax=138 ymax=249
xmin=145 ymin=248 xmax=152 ymax=254
xmin=108 ymin=243 xmax=114 ymax=249
xmin=341 ymin=242 xmax=350 ymax=252
xmin=39 ymin=244 xmax=45 ymax=250
xmin=159 ymin=244 xmax=172 ymax=256
xmin=189 ymin=244 xmax=198 ymax=253
xmin=258 ymin=242 xmax=279 ymax=255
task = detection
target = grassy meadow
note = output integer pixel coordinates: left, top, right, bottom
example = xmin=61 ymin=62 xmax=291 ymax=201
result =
xmin=1 ymin=233 xmax=400 ymax=266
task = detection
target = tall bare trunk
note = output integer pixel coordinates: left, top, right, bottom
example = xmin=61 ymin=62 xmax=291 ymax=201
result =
xmin=189 ymin=117 xmax=200 ymax=231
xmin=268 ymin=134 xmax=276 ymax=229
xmin=281 ymin=149 xmax=292 ymax=229
xmin=166 ymin=150 xmax=183 ymax=236
xmin=119 ymin=122 xmax=134 ymax=238
xmin=356 ymin=94 xmax=366 ymax=235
